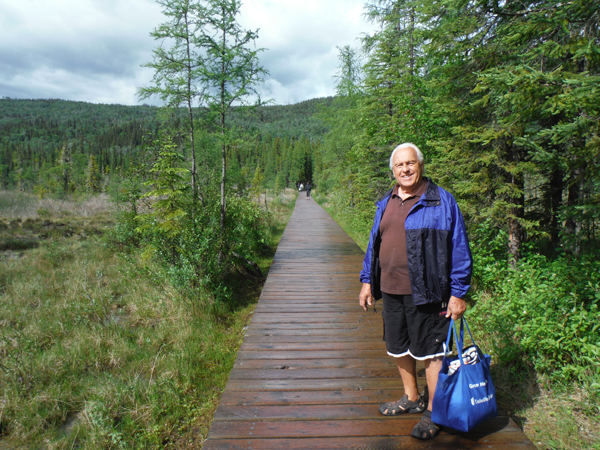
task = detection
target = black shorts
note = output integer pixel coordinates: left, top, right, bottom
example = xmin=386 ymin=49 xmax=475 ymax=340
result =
xmin=382 ymin=292 xmax=450 ymax=359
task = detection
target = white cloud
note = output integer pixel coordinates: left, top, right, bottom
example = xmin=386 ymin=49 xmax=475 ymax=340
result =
xmin=0 ymin=0 xmax=162 ymax=104
xmin=239 ymin=0 xmax=371 ymax=103
xmin=0 ymin=0 xmax=374 ymax=105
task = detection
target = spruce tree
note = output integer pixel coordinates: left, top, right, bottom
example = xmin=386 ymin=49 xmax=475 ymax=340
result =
xmin=196 ymin=0 xmax=267 ymax=244
xmin=86 ymin=155 xmax=101 ymax=194
xmin=139 ymin=0 xmax=205 ymax=205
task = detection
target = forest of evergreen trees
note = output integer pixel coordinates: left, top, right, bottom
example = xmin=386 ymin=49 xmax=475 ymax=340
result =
xmin=316 ymin=0 xmax=600 ymax=262
xmin=0 ymin=97 xmax=330 ymax=195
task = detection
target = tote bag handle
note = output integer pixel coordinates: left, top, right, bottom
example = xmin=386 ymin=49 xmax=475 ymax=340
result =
xmin=444 ymin=317 xmax=481 ymax=365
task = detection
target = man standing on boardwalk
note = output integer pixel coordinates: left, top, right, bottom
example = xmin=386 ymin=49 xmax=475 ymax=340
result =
xmin=358 ymin=143 xmax=473 ymax=440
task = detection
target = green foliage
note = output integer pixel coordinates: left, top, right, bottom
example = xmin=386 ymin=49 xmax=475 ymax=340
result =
xmin=109 ymin=167 xmax=145 ymax=249
xmin=0 ymin=97 xmax=329 ymax=200
xmin=139 ymin=0 xmax=210 ymax=204
xmin=333 ymin=45 xmax=363 ymax=97
xmin=86 ymin=155 xmax=102 ymax=193
xmin=424 ymin=0 xmax=600 ymax=258
xmin=0 ymin=98 xmax=158 ymax=194
xmin=227 ymin=97 xmax=332 ymax=140
xmin=140 ymin=130 xmax=190 ymax=240
xmin=469 ymin=223 xmax=600 ymax=395
xmin=317 ymin=5 xmax=439 ymax=234
xmin=107 ymin=125 xmax=269 ymax=302
xmin=250 ymin=164 xmax=264 ymax=199
xmin=138 ymin=0 xmax=205 ymax=110
xmin=274 ymin=173 xmax=284 ymax=196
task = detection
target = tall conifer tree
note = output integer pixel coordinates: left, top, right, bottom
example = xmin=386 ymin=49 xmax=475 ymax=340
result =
xmin=196 ymin=0 xmax=267 ymax=244
xmin=139 ymin=0 xmax=204 ymax=205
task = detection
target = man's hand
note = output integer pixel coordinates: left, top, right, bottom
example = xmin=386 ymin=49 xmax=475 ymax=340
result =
xmin=446 ymin=296 xmax=467 ymax=320
xmin=359 ymin=283 xmax=373 ymax=312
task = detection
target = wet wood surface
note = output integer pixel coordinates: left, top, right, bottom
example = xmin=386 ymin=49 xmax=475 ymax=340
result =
xmin=203 ymin=196 xmax=536 ymax=449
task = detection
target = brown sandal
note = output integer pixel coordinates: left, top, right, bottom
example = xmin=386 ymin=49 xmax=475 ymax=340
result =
xmin=378 ymin=394 xmax=426 ymax=416
xmin=411 ymin=410 xmax=440 ymax=440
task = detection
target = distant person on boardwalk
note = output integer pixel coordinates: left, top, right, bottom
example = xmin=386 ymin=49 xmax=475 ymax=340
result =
xmin=299 ymin=183 xmax=304 ymax=192
xmin=358 ymin=143 xmax=473 ymax=440
xmin=306 ymin=183 xmax=311 ymax=199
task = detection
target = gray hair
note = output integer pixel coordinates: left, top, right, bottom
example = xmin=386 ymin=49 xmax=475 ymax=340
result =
xmin=389 ymin=143 xmax=424 ymax=170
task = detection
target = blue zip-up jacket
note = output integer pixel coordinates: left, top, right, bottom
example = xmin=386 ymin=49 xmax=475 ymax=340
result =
xmin=360 ymin=179 xmax=473 ymax=305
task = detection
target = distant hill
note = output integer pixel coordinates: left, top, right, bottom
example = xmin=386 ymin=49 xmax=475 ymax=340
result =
xmin=0 ymin=96 xmax=332 ymax=145
xmin=228 ymin=98 xmax=333 ymax=139
xmin=0 ymin=97 xmax=333 ymax=191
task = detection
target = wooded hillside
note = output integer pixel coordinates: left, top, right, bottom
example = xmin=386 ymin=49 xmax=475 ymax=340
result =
xmin=0 ymin=97 xmax=330 ymax=193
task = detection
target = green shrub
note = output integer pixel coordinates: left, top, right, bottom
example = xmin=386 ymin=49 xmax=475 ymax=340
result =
xmin=468 ymin=225 xmax=600 ymax=413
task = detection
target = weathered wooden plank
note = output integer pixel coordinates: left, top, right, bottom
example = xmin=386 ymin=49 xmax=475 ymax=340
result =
xmin=246 ymin=319 xmax=379 ymax=327
xmin=217 ymin=389 xmax=409 ymax=406
xmin=249 ymin=316 xmax=373 ymax=324
xmin=203 ymin=439 xmax=534 ymax=450
xmin=234 ymin=358 xmax=400 ymax=370
xmin=240 ymin=342 xmax=386 ymax=351
xmin=253 ymin=306 xmax=363 ymax=313
xmin=236 ymin=350 xmax=385 ymax=360
xmin=223 ymin=378 xmax=420 ymax=391
xmin=207 ymin=416 xmax=518 ymax=439
xmin=244 ymin=322 xmax=381 ymax=331
xmin=213 ymin=404 xmax=405 ymax=420
xmin=242 ymin=335 xmax=382 ymax=344
xmin=203 ymin=432 xmax=534 ymax=450
xmin=228 ymin=367 xmax=400 ymax=380
xmin=244 ymin=327 xmax=381 ymax=337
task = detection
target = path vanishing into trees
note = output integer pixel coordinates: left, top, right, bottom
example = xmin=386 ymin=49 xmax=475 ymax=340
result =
xmin=203 ymin=195 xmax=536 ymax=449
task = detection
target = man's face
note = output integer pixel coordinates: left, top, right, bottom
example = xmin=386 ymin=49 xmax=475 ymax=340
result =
xmin=392 ymin=147 xmax=423 ymax=192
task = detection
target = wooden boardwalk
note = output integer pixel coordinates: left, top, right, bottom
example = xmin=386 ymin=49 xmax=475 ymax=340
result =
xmin=204 ymin=196 xmax=536 ymax=449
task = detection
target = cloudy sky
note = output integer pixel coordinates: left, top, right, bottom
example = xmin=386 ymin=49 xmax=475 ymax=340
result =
xmin=0 ymin=0 xmax=375 ymax=106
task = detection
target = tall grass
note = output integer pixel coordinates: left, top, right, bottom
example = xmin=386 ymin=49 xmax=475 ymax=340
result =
xmin=0 ymin=190 xmax=297 ymax=448
xmin=0 ymin=238 xmax=253 ymax=448
xmin=0 ymin=191 xmax=113 ymax=220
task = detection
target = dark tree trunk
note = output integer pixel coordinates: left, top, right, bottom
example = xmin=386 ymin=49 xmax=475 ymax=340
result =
xmin=549 ymin=169 xmax=563 ymax=251
xmin=508 ymin=208 xmax=524 ymax=268
xmin=564 ymin=168 xmax=582 ymax=254
xmin=507 ymin=145 xmax=525 ymax=267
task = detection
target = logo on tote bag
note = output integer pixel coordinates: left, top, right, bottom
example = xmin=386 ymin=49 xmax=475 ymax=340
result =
xmin=471 ymin=394 xmax=494 ymax=406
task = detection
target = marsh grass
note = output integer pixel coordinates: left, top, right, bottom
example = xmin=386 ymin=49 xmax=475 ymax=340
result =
xmin=0 ymin=238 xmax=253 ymax=448
xmin=0 ymin=191 xmax=115 ymax=253
xmin=521 ymin=384 xmax=600 ymax=450
xmin=265 ymin=189 xmax=298 ymax=243
xmin=0 ymin=191 xmax=113 ymax=220
xmin=0 ymin=190 xmax=297 ymax=448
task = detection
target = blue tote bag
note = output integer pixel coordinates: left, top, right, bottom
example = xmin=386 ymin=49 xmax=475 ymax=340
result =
xmin=431 ymin=318 xmax=497 ymax=432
